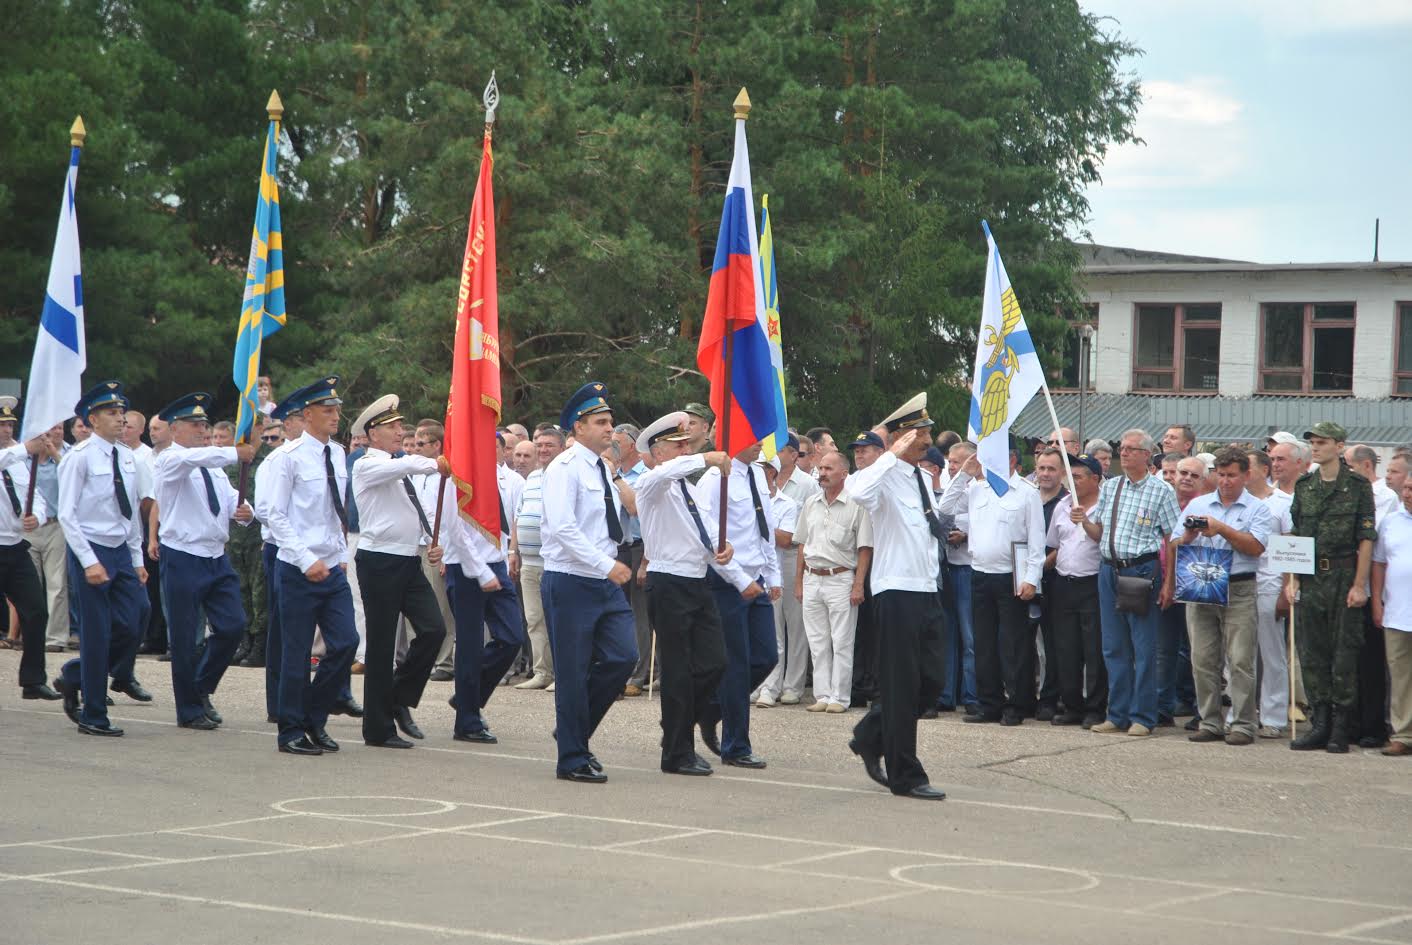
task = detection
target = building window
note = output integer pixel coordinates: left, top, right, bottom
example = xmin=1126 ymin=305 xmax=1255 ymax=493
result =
xmin=1053 ymin=303 xmax=1097 ymax=390
xmin=1396 ymin=303 xmax=1412 ymax=395
xmin=1259 ymin=303 xmax=1355 ymax=393
xmin=1131 ymin=303 xmax=1221 ymax=392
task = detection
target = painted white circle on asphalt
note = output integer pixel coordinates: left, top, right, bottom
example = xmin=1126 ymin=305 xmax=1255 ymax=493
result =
xmin=271 ymin=796 xmax=457 ymax=817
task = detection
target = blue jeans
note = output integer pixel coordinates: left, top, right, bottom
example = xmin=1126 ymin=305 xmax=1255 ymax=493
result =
xmin=1097 ymin=560 xmax=1161 ymax=729
xmin=940 ymin=562 xmax=976 ymax=708
xmin=1156 ymin=602 xmax=1197 ymax=716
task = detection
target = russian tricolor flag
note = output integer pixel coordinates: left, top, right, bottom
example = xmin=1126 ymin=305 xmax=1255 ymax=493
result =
xmin=696 ymin=112 xmax=779 ymax=457
xmin=22 ymin=133 xmax=86 ymax=443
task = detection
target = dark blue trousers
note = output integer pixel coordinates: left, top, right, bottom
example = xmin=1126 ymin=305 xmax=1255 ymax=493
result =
xmin=61 ymin=544 xmax=145 ymax=727
xmin=541 ymin=570 xmax=637 ymax=773
xmin=262 ymin=542 xmax=282 ymax=720
xmin=446 ymin=560 xmax=523 ymax=736
xmin=707 ymin=572 xmax=778 ymax=760
xmin=161 ymin=546 xmax=246 ymax=724
xmin=274 ymin=561 xmax=357 ymax=746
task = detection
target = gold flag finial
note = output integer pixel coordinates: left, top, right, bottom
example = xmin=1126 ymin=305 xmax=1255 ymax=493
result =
xmin=733 ymin=88 xmax=751 ymax=120
xmin=266 ymin=90 xmax=284 ymax=120
xmin=70 ymin=116 xmax=87 ymax=148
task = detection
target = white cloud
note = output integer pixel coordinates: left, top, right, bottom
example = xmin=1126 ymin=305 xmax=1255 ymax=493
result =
xmin=1095 ymin=77 xmax=1249 ymax=191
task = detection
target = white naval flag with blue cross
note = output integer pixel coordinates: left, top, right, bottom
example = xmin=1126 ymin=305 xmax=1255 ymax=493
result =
xmin=966 ymin=221 xmax=1043 ymax=496
xmin=22 ymin=140 xmax=87 ymax=443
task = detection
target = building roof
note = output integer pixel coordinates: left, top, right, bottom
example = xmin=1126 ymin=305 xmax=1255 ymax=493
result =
xmin=1075 ymin=243 xmax=1412 ymax=276
xmin=1013 ymin=393 xmax=1412 ymax=447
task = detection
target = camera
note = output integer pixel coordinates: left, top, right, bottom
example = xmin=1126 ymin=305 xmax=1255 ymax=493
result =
xmin=1184 ymin=516 xmax=1209 ymax=531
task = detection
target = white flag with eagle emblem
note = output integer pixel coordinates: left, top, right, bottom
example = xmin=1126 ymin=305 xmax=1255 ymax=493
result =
xmin=967 ymin=221 xmax=1044 ymax=496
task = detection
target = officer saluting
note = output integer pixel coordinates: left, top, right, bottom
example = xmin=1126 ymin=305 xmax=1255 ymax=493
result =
xmin=349 ymin=395 xmax=447 ymax=748
xmin=151 ymin=392 xmax=256 ymax=730
xmin=540 ymin=382 xmax=637 ymax=783
xmin=633 ymin=412 xmax=745 ymax=776
xmin=53 ymin=381 xmax=150 ymax=736
xmin=263 ymin=376 xmax=359 ymax=756
xmin=844 ymin=393 xmax=947 ymax=800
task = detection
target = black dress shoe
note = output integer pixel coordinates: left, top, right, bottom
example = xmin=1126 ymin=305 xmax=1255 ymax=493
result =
xmin=137 ymin=642 xmax=163 ymax=655
xmin=1035 ymin=705 xmax=1057 ymax=722
xmin=699 ymin=721 xmax=721 ymax=757
xmin=112 ymin=678 xmax=152 ymax=702
xmin=429 ymin=669 xmax=454 ymax=682
xmin=393 ymin=706 xmax=424 ymax=740
xmin=1173 ymin=701 xmax=1197 ymax=717
xmin=54 ymin=677 xmax=80 ymax=723
xmin=1000 ymin=711 xmax=1023 ymax=727
xmin=963 ymin=712 xmax=1001 ymax=723
xmin=1359 ymin=735 xmax=1387 ymax=749
xmin=267 ymin=713 xmax=278 ymax=724
xmin=1156 ymin=713 xmax=1176 ymax=728
xmin=663 ymin=758 xmax=713 ymax=776
xmin=330 ymin=697 xmax=363 ymax=718
xmin=936 ymin=703 xmax=957 ymax=713
xmin=157 ymin=653 xmax=172 ymax=662
xmin=849 ymin=738 xmax=888 ymax=787
xmin=23 ymin=683 xmax=61 ymax=701
xmin=453 ymin=729 xmax=498 ymax=744
xmin=77 ymin=721 xmax=123 ymax=736
xmin=1081 ymin=713 xmax=1105 ymax=730
xmin=1051 ymin=711 xmax=1084 ymax=726
xmin=105 ymin=695 xmax=114 ymax=706
xmin=722 ymin=753 xmax=767 ymax=769
xmin=179 ymin=716 xmax=220 ymax=731
xmin=557 ymin=764 xmax=607 ymax=783
xmin=905 ymin=784 xmax=947 ymax=801
xmin=201 ymin=695 xmax=223 ymax=725
xmin=307 ymin=729 xmax=340 ymax=752
xmin=1184 ymin=717 xmax=1201 ymax=731
xmin=587 ymin=753 xmax=603 ymax=773
xmin=368 ymin=734 xmax=415 ymax=749
xmin=920 ymin=707 xmax=939 ymax=720
xmin=279 ymin=736 xmax=323 ymax=756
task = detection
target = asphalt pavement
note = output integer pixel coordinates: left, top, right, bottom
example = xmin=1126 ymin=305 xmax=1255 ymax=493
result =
xmin=3 ymin=649 xmax=1410 ymax=945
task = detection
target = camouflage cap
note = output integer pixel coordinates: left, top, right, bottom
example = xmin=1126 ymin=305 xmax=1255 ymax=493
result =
xmin=683 ymin=402 xmax=714 ymax=422
xmin=1303 ymin=420 xmax=1348 ymax=442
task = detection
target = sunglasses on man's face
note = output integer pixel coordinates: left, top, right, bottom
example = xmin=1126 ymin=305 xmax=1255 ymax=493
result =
xmin=261 ymin=434 xmax=282 ymax=443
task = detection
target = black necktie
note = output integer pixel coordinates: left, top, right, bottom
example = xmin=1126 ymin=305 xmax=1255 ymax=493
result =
xmin=112 ymin=448 xmax=133 ymax=519
xmin=498 ymin=489 xmax=510 ymax=536
xmin=199 ymin=467 xmax=220 ymax=516
xmin=402 ymin=477 xmax=432 ymax=536
xmin=2 ymin=470 xmax=20 ymax=517
xmin=597 ymin=459 xmax=624 ymax=543
xmin=915 ymin=468 xmax=947 ymax=540
xmin=680 ymin=479 xmax=713 ymax=552
xmin=324 ymin=444 xmax=348 ymax=530
xmin=746 ymin=467 xmax=769 ymax=540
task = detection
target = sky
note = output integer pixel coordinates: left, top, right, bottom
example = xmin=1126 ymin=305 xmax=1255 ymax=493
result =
xmin=1077 ymin=1 xmax=1412 ymax=263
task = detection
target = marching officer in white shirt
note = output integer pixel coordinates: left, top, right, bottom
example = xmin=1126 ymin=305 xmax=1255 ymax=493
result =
xmin=634 ymin=412 xmax=747 ymax=775
xmin=540 ymin=382 xmax=638 ymax=783
xmin=844 ymin=393 xmax=947 ymax=800
xmin=53 ymin=381 xmax=150 ymax=736
xmin=253 ymin=392 xmax=301 ymax=723
xmin=697 ymin=438 xmax=781 ymax=769
xmin=0 ymin=410 xmax=62 ymax=701
xmin=263 ymin=376 xmax=358 ymax=756
xmin=151 ymin=393 xmax=256 ymax=730
xmin=349 ymin=395 xmax=447 ymax=748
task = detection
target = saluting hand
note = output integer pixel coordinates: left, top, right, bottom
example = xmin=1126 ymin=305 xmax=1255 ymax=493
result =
xmin=962 ymin=454 xmax=982 ymax=478
xmin=888 ymin=430 xmax=918 ymax=457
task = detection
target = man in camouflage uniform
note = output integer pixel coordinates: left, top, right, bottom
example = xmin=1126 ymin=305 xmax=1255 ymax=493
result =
xmin=1289 ymin=421 xmax=1376 ymax=753
xmin=226 ymin=413 xmax=272 ymax=667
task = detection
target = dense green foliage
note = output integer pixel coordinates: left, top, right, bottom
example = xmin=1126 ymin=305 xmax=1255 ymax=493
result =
xmin=1 ymin=0 xmax=1139 ymax=437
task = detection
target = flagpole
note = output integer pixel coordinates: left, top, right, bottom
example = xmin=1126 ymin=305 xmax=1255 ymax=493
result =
xmin=237 ymin=91 xmax=283 ymax=506
xmin=1038 ymin=376 xmax=1076 ymax=496
xmin=716 ymin=89 xmax=751 ymax=551
xmin=24 ymin=116 xmax=86 ymax=518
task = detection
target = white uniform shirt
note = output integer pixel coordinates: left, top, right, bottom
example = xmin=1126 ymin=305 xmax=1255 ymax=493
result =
xmin=153 ymin=443 xmax=245 ymax=557
xmin=0 ymin=444 xmax=48 ymax=546
xmin=1256 ymin=490 xmax=1294 ymax=591
xmin=498 ymin=464 xmax=526 ymax=554
xmin=780 ymin=466 xmax=820 ymax=506
xmin=939 ymin=469 xmax=1045 ymax=586
xmin=352 ymin=448 xmax=438 ymax=557
xmin=541 ymin=441 xmax=625 ymax=579
xmin=1046 ymin=494 xmax=1101 ymax=578
xmin=131 ymin=441 xmax=156 ymax=501
xmin=1373 ymin=478 xmax=1399 ymax=526
xmin=57 ymin=436 xmax=142 ymax=569
xmin=844 ymin=451 xmax=940 ymax=595
xmin=253 ymin=451 xmax=282 ymax=545
xmin=697 ymin=459 xmax=781 ymax=587
xmin=264 ymin=433 xmax=351 ymax=572
xmin=636 ymin=454 xmax=750 ymax=589
xmin=1374 ymin=506 xmax=1412 ymax=632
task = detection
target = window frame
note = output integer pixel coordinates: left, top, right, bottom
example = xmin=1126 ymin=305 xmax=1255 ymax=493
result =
xmin=1395 ymin=302 xmax=1412 ymax=396
xmin=1129 ymin=302 xmax=1223 ymax=394
xmin=1050 ymin=303 xmax=1098 ymax=392
xmin=1257 ymin=302 xmax=1357 ymax=395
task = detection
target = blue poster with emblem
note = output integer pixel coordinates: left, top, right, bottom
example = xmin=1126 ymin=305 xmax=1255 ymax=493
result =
xmin=1174 ymin=543 xmax=1232 ymax=606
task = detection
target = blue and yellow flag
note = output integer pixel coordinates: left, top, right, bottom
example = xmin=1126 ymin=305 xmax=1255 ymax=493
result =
xmin=757 ymin=195 xmax=789 ymax=459
xmin=232 ymin=93 xmax=287 ymax=444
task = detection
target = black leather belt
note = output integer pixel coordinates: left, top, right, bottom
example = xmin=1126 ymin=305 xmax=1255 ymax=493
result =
xmin=1316 ymin=556 xmax=1356 ymax=572
xmin=1055 ymin=572 xmax=1098 ymax=582
xmin=1103 ymin=551 xmax=1158 ymax=569
xmin=1230 ymin=572 xmax=1256 ymax=583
